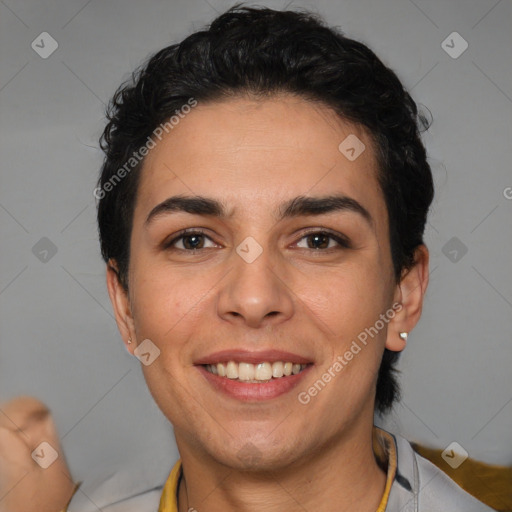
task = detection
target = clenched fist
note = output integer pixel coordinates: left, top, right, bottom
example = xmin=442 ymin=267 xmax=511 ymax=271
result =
xmin=0 ymin=397 xmax=76 ymax=512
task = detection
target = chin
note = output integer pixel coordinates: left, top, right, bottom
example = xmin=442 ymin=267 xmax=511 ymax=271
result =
xmin=206 ymin=435 xmax=302 ymax=472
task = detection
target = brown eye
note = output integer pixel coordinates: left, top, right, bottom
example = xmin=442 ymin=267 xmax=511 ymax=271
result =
xmin=179 ymin=233 xmax=206 ymax=250
xmin=164 ymin=229 xmax=216 ymax=251
xmin=296 ymin=231 xmax=351 ymax=250
xmin=306 ymin=233 xmax=330 ymax=249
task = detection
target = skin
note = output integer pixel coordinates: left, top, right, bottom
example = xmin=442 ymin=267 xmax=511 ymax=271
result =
xmin=107 ymin=94 xmax=429 ymax=512
xmin=0 ymin=397 xmax=75 ymax=512
xmin=0 ymin=93 xmax=429 ymax=512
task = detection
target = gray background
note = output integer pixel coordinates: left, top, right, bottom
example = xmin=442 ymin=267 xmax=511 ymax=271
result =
xmin=1 ymin=0 xmax=511 ymax=506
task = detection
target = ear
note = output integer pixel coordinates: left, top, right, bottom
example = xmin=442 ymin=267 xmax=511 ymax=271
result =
xmin=106 ymin=259 xmax=136 ymax=355
xmin=385 ymin=245 xmax=429 ymax=352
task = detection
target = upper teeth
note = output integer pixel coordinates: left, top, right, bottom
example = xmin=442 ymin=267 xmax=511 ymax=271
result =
xmin=205 ymin=361 xmax=306 ymax=381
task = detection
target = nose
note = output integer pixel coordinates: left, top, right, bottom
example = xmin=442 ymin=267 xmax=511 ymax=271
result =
xmin=216 ymin=245 xmax=294 ymax=329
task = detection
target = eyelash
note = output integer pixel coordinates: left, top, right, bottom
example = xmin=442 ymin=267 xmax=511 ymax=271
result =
xmin=163 ymin=228 xmax=351 ymax=252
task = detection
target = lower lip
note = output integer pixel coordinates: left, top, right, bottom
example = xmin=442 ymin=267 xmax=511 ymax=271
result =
xmin=198 ymin=365 xmax=312 ymax=401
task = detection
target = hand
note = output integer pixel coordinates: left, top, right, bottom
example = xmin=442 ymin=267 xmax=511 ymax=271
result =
xmin=0 ymin=396 xmax=76 ymax=512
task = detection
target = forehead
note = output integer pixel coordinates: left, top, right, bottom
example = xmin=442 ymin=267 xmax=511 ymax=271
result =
xmin=134 ymin=94 xmax=386 ymax=227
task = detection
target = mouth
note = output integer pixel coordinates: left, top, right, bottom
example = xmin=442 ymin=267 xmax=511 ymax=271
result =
xmin=195 ymin=350 xmax=313 ymax=401
xmin=203 ymin=361 xmax=308 ymax=383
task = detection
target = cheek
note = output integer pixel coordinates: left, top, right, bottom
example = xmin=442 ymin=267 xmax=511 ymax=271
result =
xmin=128 ymin=258 xmax=225 ymax=378
xmin=296 ymin=260 xmax=390 ymax=338
xmin=131 ymin=259 xmax=206 ymax=331
xmin=129 ymin=265 xmax=212 ymax=422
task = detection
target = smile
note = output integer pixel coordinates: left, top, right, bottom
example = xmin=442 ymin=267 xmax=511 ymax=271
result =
xmin=204 ymin=361 xmax=308 ymax=382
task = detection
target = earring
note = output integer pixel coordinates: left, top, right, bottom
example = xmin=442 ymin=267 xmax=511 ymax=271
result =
xmin=127 ymin=338 xmax=132 ymax=344
xmin=399 ymin=332 xmax=408 ymax=342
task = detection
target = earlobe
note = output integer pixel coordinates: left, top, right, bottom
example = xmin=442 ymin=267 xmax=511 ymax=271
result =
xmin=385 ymin=245 xmax=429 ymax=352
xmin=106 ymin=260 xmax=136 ymax=355
xmin=386 ymin=326 xmax=408 ymax=352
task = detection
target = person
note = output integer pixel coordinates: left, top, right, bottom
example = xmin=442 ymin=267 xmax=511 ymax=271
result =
xmin=0 ymin=5 xmax=496 ymax=512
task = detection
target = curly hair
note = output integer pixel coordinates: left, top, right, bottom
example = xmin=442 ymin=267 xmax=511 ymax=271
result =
xmin=97 ymin=5 xmax=434 ymax=414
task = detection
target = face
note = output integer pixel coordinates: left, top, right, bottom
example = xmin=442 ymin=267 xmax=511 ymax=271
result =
xmin=108 ymin=94 xmax=427 ymax=470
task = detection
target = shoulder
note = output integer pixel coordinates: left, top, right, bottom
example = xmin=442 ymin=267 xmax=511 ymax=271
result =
xmin=67 ymin=487 xmax=163 ymax=512
xmin=95 ymin=488 xmax=163 ymax=512
xmin=387 ymin=432 xmax=496 ymax=511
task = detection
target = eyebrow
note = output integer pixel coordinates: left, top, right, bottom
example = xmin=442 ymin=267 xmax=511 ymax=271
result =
xmin=145 ymin=194 xmax=373 ymax=228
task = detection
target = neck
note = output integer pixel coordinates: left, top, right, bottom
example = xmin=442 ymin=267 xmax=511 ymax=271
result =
xmin=175 ymin=423 xmax=387 ymax=512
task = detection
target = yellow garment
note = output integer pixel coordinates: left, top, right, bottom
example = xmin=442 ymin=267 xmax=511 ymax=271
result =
xmin=374 ymin=428 xmax=397 ymax=512
xmin=158 ymin=459 xmax=182 ymax=512
xmin=158 ymin=426 xmax=398 ymax=512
